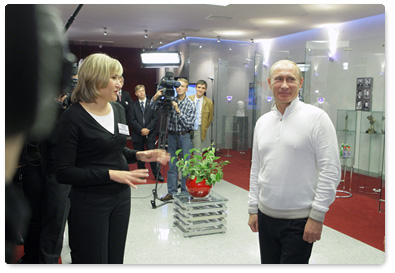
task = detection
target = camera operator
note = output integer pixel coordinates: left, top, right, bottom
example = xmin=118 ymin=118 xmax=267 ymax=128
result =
xmin=151 ymin=78 xmax=196 ymax=201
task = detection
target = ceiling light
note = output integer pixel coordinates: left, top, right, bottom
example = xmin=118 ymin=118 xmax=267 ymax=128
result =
xmin=159 ymin=38 xmax=163 ymax=45
xmin=103 ymin=27 xmax=107 ymax=36
xmin=140 ymin=51 xmax=181 ymax=68
xmin=144 ymin=30 xmax=148 ymax=39
xmin=217 ymin=36 xmax=221 ymax=43
xmin=217 ymin=30 xmax=244 ymax=36
xmin=182 ymin=33 xmax=186 ymax=40
xmin=250 ymin=38 xmax=254 ymax=44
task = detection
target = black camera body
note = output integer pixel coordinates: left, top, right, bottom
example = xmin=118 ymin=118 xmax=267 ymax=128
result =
xmin=157 ymin=71 xmax=181 ymax=103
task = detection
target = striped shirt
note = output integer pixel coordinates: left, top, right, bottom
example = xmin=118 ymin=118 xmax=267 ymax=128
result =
xmin=151 ymin=96 xmax=196 ymax=132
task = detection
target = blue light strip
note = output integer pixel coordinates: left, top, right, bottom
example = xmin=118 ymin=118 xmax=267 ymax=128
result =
xmin=158 ymin=36 xmax=250 ymax=50
xmin=158 ymin=14 xmax=384 ymax=50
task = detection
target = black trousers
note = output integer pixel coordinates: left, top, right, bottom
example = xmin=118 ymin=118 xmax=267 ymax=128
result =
xmin=68 ymin=187 xmax=131 ymax=264
xmin=13 ymin=165 xmax=45 ymax=263
xmin=133 ymin=138 xmax=160 ymax=175
xmin=39 ymin=173 xmax=71 ymax=263
xmin=258 ymin=210 xmax=313 ymax=264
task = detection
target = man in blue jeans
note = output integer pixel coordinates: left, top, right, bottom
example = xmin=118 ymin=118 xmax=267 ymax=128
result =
xmin=151 ymin=78 xmax=196 ymax=201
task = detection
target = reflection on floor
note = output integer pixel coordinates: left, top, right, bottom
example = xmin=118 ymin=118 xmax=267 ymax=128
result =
xmin=61 ymin=181 xmax=385 ymax=264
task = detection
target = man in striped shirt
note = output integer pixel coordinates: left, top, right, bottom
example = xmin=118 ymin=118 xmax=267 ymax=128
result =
xmin=151 ymin=78 xmax=196 ymax=201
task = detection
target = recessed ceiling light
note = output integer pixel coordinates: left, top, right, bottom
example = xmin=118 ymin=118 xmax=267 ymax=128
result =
xmin=216 ymin=30 xmax=244 ymax=36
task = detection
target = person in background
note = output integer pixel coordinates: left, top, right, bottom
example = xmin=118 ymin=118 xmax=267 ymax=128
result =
xmin=55 ymin=53 xmax=170 ymax=264
xmin=188 ymin=79 xmax=214 ymax=152
xmin=38 ymin=64 xmax=79 ymax=263
xmin=248 ymin=60 xmax=341 ymax=264
xmin=12 ymin=139 xmax=45 ymax=263
xmin=5 ymin=4 xmax=75 ymax=263
xmin=130 ymin=84 xmax=164 ymax=182
xmin=151 ymin=78 xmax=196 ymax=201
xmin=116 ymin=75 xmax=133 ymax=126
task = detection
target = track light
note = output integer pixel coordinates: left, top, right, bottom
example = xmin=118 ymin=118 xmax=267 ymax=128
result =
xmin=144 ymin=30 xmax=148 ymax=39
xmin=159 ymin=38 xmax=163 ymax=45
xmin=150 ymin=42 xmax=154 ymax=49
xmin=103 ymin=27 xmax=107 ymax=36
xmin=182 ymin=33 xmax=186 ymax=40
xmin=250 ymin=38 xmax=254 ymax=44
xmin=217 ymin=36 xmax=221 ymax=43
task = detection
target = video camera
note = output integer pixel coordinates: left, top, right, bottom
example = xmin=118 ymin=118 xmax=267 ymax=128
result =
xmin=157 ymin=71 xmax=181 ymax=103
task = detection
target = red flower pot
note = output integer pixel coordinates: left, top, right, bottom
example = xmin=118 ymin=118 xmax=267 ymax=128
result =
xmin=186 ymin=177 xmax=212 ymax=198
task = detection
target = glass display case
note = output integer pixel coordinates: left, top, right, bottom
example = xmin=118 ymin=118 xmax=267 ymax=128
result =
xmin=357 ymin=111 xmax=385 ymax=195
xmin=336 ymin=109 xmax=356 ymax=198
xmin=336 ymin=109 xmax=357 ymax=158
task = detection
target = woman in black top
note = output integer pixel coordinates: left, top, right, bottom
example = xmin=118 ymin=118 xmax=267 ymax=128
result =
xmin=55 ymin=53 xmax=169 ymax=264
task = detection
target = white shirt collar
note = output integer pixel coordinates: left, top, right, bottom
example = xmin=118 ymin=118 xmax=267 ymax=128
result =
xmin=272 ymin=97 xmax=301 ymax=115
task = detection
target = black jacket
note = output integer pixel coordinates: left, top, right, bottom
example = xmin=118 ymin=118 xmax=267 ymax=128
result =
xmin=130 ymin=99 xmax=159 ymax=143
xmin=116 ymin=90 xmax=133 ymax=125
xmin=55 ymin=101 xmax=137 ymax=194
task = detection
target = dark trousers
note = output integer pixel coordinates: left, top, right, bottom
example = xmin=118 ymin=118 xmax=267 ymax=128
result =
xmin=133 ymin=139 xmax=160 ymax=175
xmin=258 ymin=210 xmax=313 ymax=264
xmin=68 ymin=187 xmax=131 ymax=264
xmin=39 ymin=173 xmax=71 ymax=263
xmin=13 ymin=165 xmax=45 ymax=263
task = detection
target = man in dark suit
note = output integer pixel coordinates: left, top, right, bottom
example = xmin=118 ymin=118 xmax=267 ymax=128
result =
xmin=130 ymin=84 xmax=164 ymax=182
xmin=116 ymin=76 xmax=133 ymax=126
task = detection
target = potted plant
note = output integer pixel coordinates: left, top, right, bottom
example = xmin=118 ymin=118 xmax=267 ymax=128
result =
xmin=171 ymin=143 xmax=230 ymax=197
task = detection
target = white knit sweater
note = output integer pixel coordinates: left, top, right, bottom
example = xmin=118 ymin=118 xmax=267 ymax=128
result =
xmin=248 ymin=98 xmax=341 ymax=222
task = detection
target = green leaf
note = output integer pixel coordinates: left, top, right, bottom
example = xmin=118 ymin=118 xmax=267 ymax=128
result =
xmin=171 ymin=143 xmax=229 ymax=187
xmin=210 ymin=173 xmax=217 ymax=181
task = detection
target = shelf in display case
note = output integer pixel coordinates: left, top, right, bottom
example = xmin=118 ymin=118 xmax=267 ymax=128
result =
xmin=356 ymin=110 xmax=385 ymax=197
xmin=336 ymin=110 xmax=356 ymax=164
xmin=336 ymin=109 xmax=357 ymax=132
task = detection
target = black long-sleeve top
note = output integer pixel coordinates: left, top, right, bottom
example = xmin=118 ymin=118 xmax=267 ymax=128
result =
xmin=55 ymin=101 xmax=137 ymax=194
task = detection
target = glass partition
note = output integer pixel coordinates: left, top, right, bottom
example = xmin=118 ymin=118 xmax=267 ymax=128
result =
xmin=304 ymin=35 xmax=385 ymax=203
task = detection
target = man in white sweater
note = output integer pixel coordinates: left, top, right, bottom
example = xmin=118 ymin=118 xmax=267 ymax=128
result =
xmin=248 ymin=60 xmax=341 ymax=264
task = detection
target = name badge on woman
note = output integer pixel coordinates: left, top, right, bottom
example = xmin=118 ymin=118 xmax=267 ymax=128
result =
xmin=118 ymin=123 xmax=130 ymax=135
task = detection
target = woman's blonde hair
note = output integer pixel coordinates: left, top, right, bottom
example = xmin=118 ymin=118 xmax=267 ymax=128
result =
xmin=71 ymin=53 xmax=123 ymax=103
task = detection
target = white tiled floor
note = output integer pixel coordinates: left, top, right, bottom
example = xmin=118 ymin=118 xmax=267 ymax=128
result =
xmin=61 ymin=180 xmax=385 ymax=265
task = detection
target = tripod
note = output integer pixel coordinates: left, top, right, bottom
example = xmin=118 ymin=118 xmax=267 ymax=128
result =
xmin=151 ymin=102 xmax=172 ymax=209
